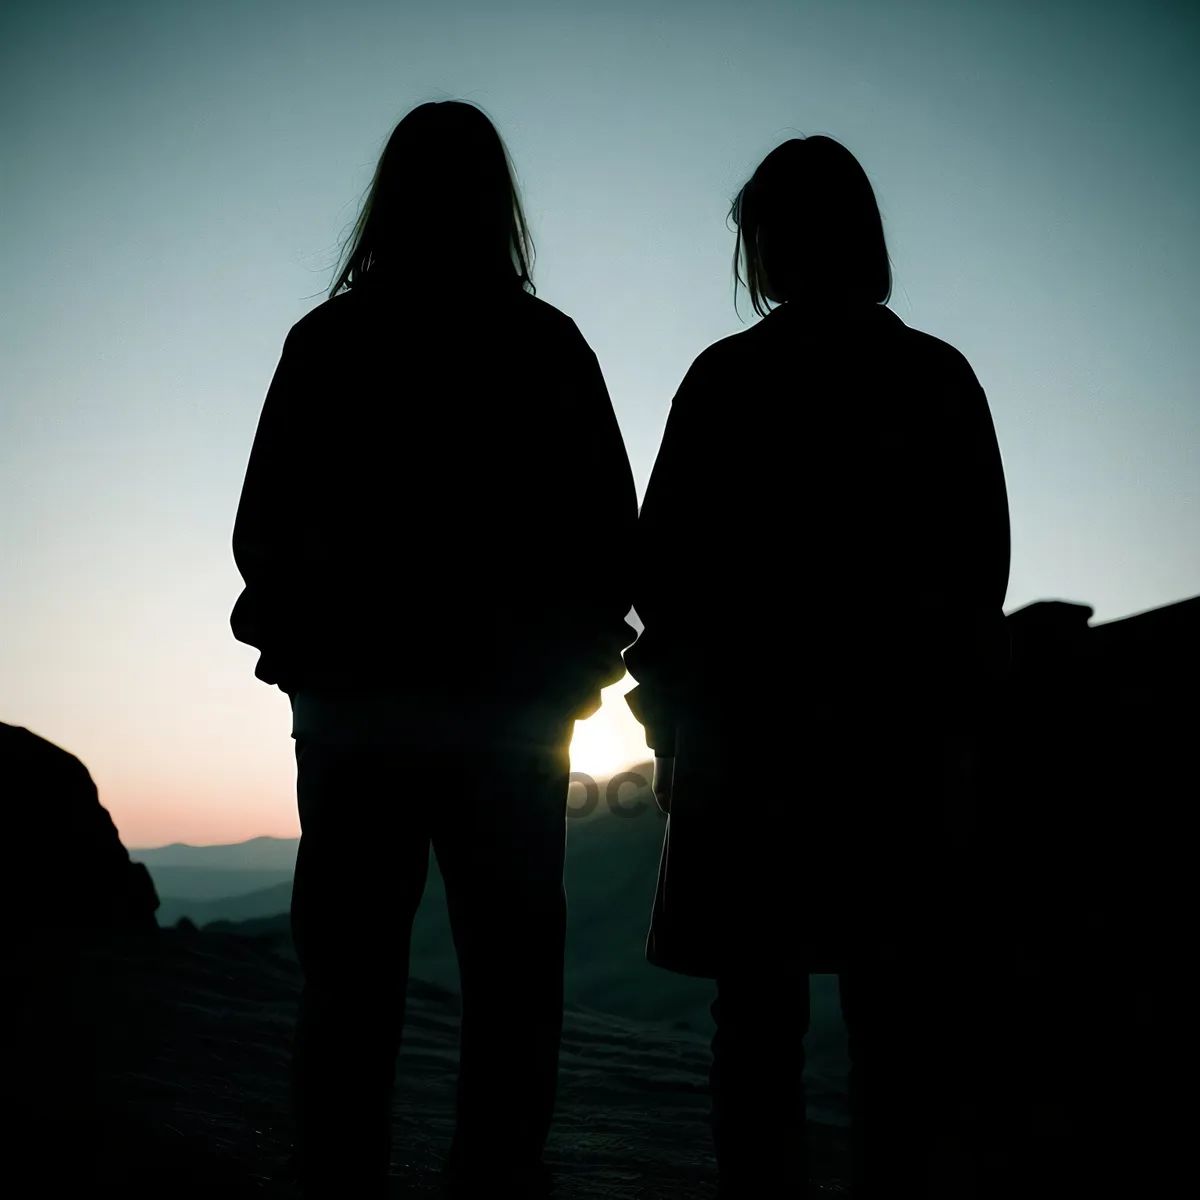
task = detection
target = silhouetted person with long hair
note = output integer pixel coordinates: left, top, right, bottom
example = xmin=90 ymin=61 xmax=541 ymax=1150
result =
xmin=624 ymin=135 xmax=1010 ymax=1197
xmin=230 ymin=100 xmax=637 ymax=1198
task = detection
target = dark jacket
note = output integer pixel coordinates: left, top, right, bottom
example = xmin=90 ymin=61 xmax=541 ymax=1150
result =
xmin=231 ymin=280 xmax=639 ymax=719
xmin=624 ymin=300 xmax=1011 ymax=975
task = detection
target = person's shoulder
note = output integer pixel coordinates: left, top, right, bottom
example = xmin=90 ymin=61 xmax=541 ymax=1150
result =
xmin=509 ymin=290 xmax=589 ymax=342
xmin=280 ymin=290 xmax=360 ymax=347
xmin=699 ymin=329 xmax=751 ymax=360
xmin=676 ymin=325 xmax=759 ymax=386
xmin=887 ymin=317 xmax=994 ymax=427
xmin=890 ymin=316 xmax=980 ymax=382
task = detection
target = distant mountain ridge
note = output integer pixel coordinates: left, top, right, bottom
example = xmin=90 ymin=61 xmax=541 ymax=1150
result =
xmin=131 ymin=835 xmax=300 ymax=871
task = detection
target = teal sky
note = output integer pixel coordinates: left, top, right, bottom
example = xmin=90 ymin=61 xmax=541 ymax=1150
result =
xmin=2 ymin=0 xmax=1197 ymax=846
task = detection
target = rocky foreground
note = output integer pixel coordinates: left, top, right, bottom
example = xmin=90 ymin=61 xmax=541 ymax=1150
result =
xmin=4 ymin=908 xmax=1185 ymax=1200
xmin=4 ymin=925 xmax=853 ymax=1197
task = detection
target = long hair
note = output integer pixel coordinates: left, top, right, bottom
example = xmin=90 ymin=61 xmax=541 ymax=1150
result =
xmin=730 ymin=135 xmax=891 ymax=318
xmin=330 ymin=100 xmax=535 ymax=298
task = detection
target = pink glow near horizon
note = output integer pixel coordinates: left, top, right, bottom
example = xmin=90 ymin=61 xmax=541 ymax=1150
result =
xmin=101 ymin=676 xmax=651 ymax=850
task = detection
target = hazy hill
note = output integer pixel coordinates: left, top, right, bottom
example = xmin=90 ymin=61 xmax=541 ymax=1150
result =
xmin=155 ymin=879 xmax=295 ymax=927
xmin=145 ymin=867 xmax=295 ymax=906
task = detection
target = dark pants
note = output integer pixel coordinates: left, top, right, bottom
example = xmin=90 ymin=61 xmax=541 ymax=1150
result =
xmin=711 ymin=952 xmax=980 ymax=1199
xmin=289 ymin=728 xmax=572 ymax=1196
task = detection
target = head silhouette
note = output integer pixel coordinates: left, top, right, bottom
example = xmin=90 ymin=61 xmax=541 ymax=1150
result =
xmin=331 ymin=100 xmax=535 ymax=298
xmin=730 ymin=135 xmax=891 ymax=318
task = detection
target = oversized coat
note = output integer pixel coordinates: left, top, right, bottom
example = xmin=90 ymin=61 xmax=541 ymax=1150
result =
xmin=230 ymin=278 xmax=639 ymax=723
xmin=624 ymin=300 xmax=1011 ymax=976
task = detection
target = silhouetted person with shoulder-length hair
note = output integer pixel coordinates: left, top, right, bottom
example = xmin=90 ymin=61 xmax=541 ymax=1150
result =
xmin=230 ymin=99 xmax=637 ymax=1199
xmin=624 ymin=134 xmax=1010 ymax=1198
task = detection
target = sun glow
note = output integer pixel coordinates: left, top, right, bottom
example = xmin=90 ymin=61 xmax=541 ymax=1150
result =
xmin=569 ymin=673 xmax=651 ymax=779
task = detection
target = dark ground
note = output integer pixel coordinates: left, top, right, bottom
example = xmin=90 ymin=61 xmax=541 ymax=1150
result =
xmin=2 ymin=925 xmax=855 ymax=1197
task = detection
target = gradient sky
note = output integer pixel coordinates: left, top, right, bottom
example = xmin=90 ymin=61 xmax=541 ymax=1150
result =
xmin=2 ymin=0 xmax=1197 ymax=849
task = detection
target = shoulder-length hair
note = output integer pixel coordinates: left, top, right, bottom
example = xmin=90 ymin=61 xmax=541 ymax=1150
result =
xmin=330 ymin=100 xmax=535 ymax=298
xmin=730 ymin=135 xmax=891 ymax=318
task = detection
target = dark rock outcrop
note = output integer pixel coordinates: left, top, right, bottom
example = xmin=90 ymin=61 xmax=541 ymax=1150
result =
xmin=0 ymin=721 xmax=159 ymax=938
xmin=964 ymin=595 xmax=1197 ymax=1198
xmin=0 ymin=723 xmax=161 ymax=1187
xmin=985 ymin=594 xmax=1198 ymax=959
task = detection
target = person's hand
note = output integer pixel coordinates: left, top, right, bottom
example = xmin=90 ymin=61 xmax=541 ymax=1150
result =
xmin=652 ymin=757 xmax=675 ymax=813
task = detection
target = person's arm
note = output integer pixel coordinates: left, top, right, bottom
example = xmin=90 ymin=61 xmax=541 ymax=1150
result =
xmin=624 ymin=679 xmax=677 ymax=759
xmin=540 ymin=321 xmax=639 ymax=714
xmin=571 ymin=325 xmax=640 ymax=665
xmin=624 ymin=350 xmax=717 ymax=756
xmin=940 ymin=353 xmax=1012 ymax=695
xmin=953 ymin=359 xmax=1010 ymax=612
xmin=230 ymin=326 xmax=314 ymax=687
xmin=651 ymin=755 xmax=675 ymax=814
